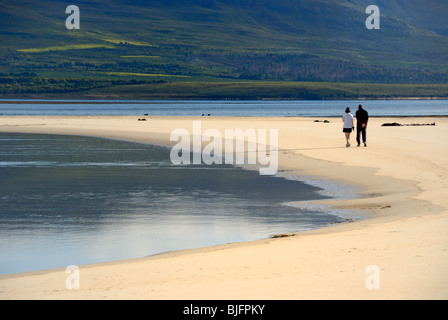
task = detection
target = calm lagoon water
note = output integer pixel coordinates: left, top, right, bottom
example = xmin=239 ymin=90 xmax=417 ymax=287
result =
xmin=0 ymin=133 xmax=352 ymax=275
xmin=0 ymin=99 xmax=447 ymax=117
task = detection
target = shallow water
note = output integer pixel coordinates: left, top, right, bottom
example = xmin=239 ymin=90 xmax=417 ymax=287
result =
xmin=0 ymin=133 xmax=346 ymax=275
xmin=0 ymin=99 xmax=447 ymax=117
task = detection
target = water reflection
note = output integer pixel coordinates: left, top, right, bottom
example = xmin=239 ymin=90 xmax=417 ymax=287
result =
xmin=0 ymin=133 xmax=337 ymax=275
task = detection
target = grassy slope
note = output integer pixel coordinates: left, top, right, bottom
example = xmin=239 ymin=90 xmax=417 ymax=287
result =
xmin=5 ymin=81 xmax=447 ymax=100
xmin=101 ymin=82 xmax=448 ymax=100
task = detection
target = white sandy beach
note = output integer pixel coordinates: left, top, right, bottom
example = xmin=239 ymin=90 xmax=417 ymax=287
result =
xmin=0 ymin=115 xmax=447 ymax=299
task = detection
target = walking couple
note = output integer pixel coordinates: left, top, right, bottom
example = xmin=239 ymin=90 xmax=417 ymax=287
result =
xmin=343 ymin=104 xmax=368 ymax=147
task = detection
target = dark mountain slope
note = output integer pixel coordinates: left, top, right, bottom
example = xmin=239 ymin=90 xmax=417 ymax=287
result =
xmin=1 ymin=0 xmax=447 ymax=98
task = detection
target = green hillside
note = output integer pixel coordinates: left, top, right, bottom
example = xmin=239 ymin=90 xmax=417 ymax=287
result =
xmin=1 ymin=0 xmax=447 ymax=99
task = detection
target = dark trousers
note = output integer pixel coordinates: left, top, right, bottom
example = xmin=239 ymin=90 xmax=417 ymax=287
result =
xmin=356 ymin=124 xmax=367 ymax=144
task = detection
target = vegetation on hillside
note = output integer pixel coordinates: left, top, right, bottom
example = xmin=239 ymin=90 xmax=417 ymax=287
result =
xmin=1 ymin=0 xmax=447 ymax=99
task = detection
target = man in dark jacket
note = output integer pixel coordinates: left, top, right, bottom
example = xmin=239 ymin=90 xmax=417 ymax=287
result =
xmin=355 ymin=105 xmax=369 ymax=147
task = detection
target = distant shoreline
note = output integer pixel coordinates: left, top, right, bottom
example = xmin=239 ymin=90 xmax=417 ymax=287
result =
xmin=1 ymin=97 xmax=448 ymax=104
xmin=1 ymin=80 xmax=448 ymax=102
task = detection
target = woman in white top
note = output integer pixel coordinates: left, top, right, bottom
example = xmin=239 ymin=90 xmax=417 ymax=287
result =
xmin=342 ymin=107 xmax=354 ymax=147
